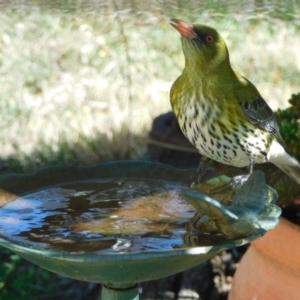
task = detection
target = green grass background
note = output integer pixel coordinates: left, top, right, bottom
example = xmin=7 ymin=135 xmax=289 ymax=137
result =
xmin=0 ymin=0 xmax=300 ymax=174
xmin=0 ymin=0 xmax=299 ymax=298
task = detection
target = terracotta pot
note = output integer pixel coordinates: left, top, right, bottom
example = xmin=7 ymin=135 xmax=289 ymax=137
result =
xmin=229 ymin=217 xmax=300 ymax=300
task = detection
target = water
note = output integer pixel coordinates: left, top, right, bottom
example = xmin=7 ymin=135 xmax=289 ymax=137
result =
xmin=0 ymin=179 xmax=211 ymax=254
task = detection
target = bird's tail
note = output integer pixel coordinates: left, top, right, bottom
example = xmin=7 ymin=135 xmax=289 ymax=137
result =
xmin=269 ymin=141 xmax=300 ymax=184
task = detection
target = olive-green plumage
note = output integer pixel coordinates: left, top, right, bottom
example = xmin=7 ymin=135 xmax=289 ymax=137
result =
xmin=170 ymin=19 xmax=300 ymax=184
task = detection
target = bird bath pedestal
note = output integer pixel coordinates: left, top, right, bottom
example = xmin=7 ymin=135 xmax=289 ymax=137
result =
xmin=0 ymin=161 xmax=280 ymax=299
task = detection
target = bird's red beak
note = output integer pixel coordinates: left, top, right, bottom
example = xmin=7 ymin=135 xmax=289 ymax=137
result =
xmin=170 ymin=19 xmax=197 ymax=39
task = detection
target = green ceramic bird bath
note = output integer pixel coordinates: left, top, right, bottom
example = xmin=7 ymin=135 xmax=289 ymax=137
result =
xmin=0 ymin=161 xmax=280 ymax=299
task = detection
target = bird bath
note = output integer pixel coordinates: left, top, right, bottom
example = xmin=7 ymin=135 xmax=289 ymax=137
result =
xmin=0 ymin=161 xmax=280 ymax=299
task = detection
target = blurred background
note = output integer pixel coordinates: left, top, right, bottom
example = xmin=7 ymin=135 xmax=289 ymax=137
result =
xmin=0 ymin=0 xmax=300 ymax=173
xmin=0 ymin=0 xmax=299 ymax=299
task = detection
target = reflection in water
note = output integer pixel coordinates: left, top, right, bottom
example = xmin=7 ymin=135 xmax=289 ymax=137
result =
xmin=0 ymin=178 xmax=239 ymax=254
xmin=0 ymin=179 xmax=203 ymax=254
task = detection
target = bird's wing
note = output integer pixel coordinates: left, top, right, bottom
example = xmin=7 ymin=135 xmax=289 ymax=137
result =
xmin=234 ymin=77 xmax=286 ymax=148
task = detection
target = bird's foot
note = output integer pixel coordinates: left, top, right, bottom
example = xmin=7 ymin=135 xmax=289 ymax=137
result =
xmin=230 ymin=174 xmax=250 ymax=186
xmin=188 ymin=160 xmax=213 ymax=187
xmin=210 ymin=174 xmax=250 ymax=195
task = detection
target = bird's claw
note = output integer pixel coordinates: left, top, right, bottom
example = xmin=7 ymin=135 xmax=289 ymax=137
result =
xmin=230 ymin=174 xmax=250 ymax=186
xmin=210 ymin=174 xmax=250 ymax=194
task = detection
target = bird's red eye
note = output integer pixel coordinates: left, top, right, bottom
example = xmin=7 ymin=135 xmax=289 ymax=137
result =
xmin=206 ymin=35 xmax=214 ymax=43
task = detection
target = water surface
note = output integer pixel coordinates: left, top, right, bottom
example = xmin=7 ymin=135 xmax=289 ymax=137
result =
xmin=0 ymin=179 xmax=203 ymax=254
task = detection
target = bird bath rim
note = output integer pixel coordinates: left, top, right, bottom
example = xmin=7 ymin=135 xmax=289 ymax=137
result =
xmin=0 ymin=160 xmax=254 ymax=259
xmin=0 ymin=161 xmax=277 ymax=285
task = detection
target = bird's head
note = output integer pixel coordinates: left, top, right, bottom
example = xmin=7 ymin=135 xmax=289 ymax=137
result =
xmin=170 ymin=19 xmax=231 ymax=75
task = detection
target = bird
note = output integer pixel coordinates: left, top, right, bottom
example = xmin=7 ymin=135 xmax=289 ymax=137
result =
xmin=169 ymin=18 xmax=300 ymax=185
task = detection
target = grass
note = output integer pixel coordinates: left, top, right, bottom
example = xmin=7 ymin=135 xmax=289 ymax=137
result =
xmin=0 ymin=0 xmax=300 ymax=173
xmin=0 ymin=0 xmax=300 ymax=298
